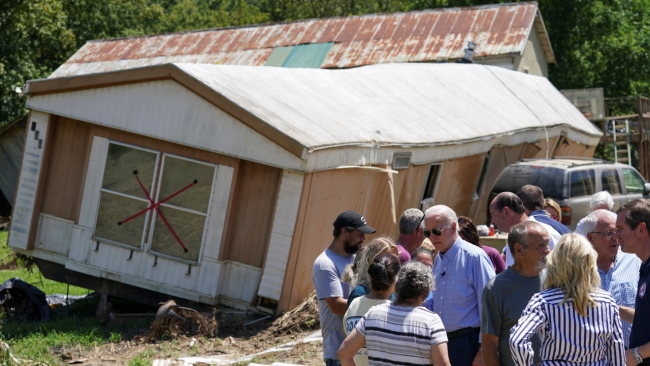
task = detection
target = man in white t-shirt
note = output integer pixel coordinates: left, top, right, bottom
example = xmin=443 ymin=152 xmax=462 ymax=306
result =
xmin=489 ymin=192 xmax=560 ymax=266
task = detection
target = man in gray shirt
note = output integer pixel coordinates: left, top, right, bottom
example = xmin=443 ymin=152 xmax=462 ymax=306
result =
xmin=313 ymin=210 xmax=375 ymax=366
xmin=481 ymin=221 xmax=550 ymax=366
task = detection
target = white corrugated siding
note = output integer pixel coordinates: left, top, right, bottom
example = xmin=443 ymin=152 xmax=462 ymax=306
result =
xmin=35 ymin=214 xmax=73 ymax=257
xmin=8 ymin=111 xmax=49 ymax=250
xmin=220 ymin=261 xmax=262 ymax=303
xmin=257 ymin=170 xmax=304 ymax=301
xmin=26 ymin=80 xmax=305 ymax=172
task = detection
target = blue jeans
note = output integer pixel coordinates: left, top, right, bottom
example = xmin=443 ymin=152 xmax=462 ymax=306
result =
xmin=325 ymin=358 xmax=341 ymax=366
xmin=446 ymin=329 xmax=480 ymax=366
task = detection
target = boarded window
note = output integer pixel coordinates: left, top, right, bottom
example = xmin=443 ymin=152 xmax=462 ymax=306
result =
xmin=93 ymin=143 xmax=159 ymax=249
xmin=421 ymin=164 xmax=442 ymax=205
xmin=93 ymin=144 xmax=218 ymax=263
xmin=149 ymin=155 xmax=216 ymax=262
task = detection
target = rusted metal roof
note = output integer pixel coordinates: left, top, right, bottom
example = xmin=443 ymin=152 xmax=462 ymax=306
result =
xmin=51 ymin=2 xmax=554 ymax=78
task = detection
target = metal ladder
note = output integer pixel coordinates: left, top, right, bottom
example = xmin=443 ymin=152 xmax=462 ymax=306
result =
xmin=613 ymin=119 xmax=632 ymax=164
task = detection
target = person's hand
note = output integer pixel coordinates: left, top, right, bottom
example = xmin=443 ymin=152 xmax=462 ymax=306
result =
xmin=625 ymin=349 xmax=638 ymax=366
xmin=472 ymin=348 xmax=484 ymax=366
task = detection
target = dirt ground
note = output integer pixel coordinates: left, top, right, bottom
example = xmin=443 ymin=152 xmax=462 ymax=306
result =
xmin=56 ymin=293 xmax=324 ymax=365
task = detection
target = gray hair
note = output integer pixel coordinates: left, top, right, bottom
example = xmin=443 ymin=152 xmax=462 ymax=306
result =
xmin=590 ymin=191 xmax=614 ymax=211
xmin=425 ymin=205 xmax=458 ymax=230
xmin=399 ymin=208 xmax=425 ymax=235
xmin=395 ymin=262 xmax=434 ymax=302
xmin=580 ymin=209 xmax=617 ymax=235
xmin=507 ymin=221 xmax=546 ymax=254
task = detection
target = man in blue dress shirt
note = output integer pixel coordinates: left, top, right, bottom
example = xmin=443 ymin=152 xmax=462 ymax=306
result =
xmin=516 ymin=184 xmax=570 ymax=235
xmin=423 ymin=205 xmax=496 ymax=366
xmin=580 ymin=209 xmax=640 ymax=348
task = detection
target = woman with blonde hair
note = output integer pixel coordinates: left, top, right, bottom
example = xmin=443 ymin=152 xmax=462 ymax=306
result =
xmin=345 ymin=237 xmax=398 ymax=307
xmin=544 ymin=198 xmax=562 ymax=222
xmin=510 ymin=233 xmax=625 ymax=365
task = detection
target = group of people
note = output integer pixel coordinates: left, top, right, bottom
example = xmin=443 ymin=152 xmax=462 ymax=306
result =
xmin=312 ymin=185 xmax=650 ymax=366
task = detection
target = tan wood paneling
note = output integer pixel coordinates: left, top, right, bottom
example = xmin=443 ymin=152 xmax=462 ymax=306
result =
xmin=278 ymin=164 xmax=431 ymax=311
xmin=221 ymin=160 xmax=282 ymax=268
xmin=534 ymin=136 xmax=559 ymax=159
xmin=40 ymin=118 xmax=92 ymax=221
xmin=553 ymin=137 xmax=593 ymax=158
xmin=434 ymin=154 xmax=487 ymax=216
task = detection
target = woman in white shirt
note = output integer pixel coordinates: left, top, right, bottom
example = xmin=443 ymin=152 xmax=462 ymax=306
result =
xmin=510 ymin=233 xmax=626 ymax=366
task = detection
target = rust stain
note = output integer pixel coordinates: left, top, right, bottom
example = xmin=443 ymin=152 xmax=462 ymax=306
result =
xmin=58 ymin=2 xmax=547 ymax=74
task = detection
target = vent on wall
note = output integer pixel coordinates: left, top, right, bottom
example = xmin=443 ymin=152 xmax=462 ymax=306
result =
xmin=392 ymin=153 xmax=412 ymax=170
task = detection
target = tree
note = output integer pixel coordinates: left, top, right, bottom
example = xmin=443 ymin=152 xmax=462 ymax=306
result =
xmin=0 ymin=0 xmax=75 ymax=126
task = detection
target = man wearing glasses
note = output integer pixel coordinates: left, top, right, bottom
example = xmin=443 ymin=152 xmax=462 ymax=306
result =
xmin=581 ymin=209 xmax=640 ymax=348
xmin=313 ymin=210 xmax=376 ymax=366
xmin=422 ymin=205 xmax=496 ymax=366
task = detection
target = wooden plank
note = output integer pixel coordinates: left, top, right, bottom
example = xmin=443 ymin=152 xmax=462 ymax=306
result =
xmin=258 ymin=170 xmax=304 ymax=301
xmin=202 ymin=165 xmax=235 ymax=260
xmin=40 ymin=118 xmax=92 ymax=221
xmin=278 ymin=173 xmax=312 ymax=312
xmin=220 ymin=160 xmax=282 ymax=268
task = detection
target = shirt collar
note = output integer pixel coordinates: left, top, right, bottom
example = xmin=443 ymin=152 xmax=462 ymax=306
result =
xmin=440 ymin=236 xmax=463 ymax=262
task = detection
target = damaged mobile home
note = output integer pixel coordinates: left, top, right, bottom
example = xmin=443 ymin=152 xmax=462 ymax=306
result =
xmin=9 ymin=62 xmax=601 ymax=313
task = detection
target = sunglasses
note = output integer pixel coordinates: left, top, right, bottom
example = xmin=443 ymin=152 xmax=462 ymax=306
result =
xmin=423 ymin=227 xmax=444 ymax=238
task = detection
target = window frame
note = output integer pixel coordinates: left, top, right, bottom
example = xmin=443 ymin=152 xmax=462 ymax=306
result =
xmin=421 ymin=163 xmax=443 ymax=207
xmin=91 ymin=141 xmax=161 ymax=251
xmin=145 ymin=153 xmax=218 ymax=264
xmin=621 ymin=167 xmax=646 ymax=195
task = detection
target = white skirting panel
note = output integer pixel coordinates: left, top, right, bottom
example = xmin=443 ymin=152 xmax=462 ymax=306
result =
xmin=257 ymin=170 xmax=304 ymax=301
xmin=220 ymin=261 xmax=262 ymax=303
xmin=8 ymin=111 xmax=50 ymax=250
xmin=34 ymin=214 xmax=74 ymax=257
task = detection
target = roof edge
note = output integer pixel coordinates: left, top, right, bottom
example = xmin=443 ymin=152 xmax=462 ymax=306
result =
xmin=25 ymin=64 xmax=307 ymax=159
xmin=533 ymin=8 xmax=556 ymax=64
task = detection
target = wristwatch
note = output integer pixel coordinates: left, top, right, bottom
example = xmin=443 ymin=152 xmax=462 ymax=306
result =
xmin=634 ymin=347 xmax=643 ymax=364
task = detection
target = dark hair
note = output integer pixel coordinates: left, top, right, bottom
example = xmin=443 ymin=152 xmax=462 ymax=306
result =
xmin=494 ymin=192 xmax=526 ymax=214
xmin=517 ymin=185 xmax=545 ymax=212
xmin=395 ymin=262 xmax=433 ymax=302
xmin=368 ymin=253 xmax=401 ymax=291
xmin=617 ymin=199 xmax=650 ymax=230
xmin=458 ymin=216 xmax=480 ymax=247
xmin=410 ymin=247 xmax=434 ymax=261
xmin=333 ymin=226 xmax=356 ymax=238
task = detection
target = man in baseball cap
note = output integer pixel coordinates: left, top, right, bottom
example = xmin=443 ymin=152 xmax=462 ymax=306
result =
xmin=313 ymin=210 xmax=375 ymax=366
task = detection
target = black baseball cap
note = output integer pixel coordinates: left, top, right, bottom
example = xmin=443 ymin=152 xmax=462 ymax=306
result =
xmin=333 ymin=210 xmax=376 ymax=234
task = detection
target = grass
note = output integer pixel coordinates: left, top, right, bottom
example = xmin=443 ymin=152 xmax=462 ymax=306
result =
xmin=0 ymin=230 xmax=88 ymax=296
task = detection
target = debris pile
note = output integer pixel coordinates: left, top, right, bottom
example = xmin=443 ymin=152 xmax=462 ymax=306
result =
xmin=270 ymin=291 xmax=319 ymax=335
xmin=149 ymin=300 xmax=218 ymax=339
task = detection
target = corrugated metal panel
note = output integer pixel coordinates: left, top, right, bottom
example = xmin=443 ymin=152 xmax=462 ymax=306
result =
xmin=50 ymin=2 xmax=548 ymax=77
xmin=264 ymin=46 xmax=294 ymax=66
xmin=257 ymin=170 xmax=304 ymax=301
xmin=282 ymin=43 xmax=333 ymax=68
xmin=27 ymin=80 xmax=305 ymax=172
xmin=8 ymin=111 xmax=49 ymax=250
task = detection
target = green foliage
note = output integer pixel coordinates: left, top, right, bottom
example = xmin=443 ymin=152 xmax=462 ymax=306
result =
xmin=0 ymin=0 xmax=75 ymax=125
xmin=128 ymin=347 xmax=156 ymax=366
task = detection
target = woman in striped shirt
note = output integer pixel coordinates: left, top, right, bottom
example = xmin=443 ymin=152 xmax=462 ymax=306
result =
xmin=338 ymin=262 xmax=450 ymax=366
xmin=510 ymin=233 xmax=626 ymax=365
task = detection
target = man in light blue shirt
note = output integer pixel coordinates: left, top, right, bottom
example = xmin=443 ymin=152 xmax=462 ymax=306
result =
xmin=423 ymin=205 xmax=496 ymax=366
xmin=580 ymin=209 xmax=641 ymax=347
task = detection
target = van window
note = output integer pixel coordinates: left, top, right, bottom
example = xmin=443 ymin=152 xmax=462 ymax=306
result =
xmin=622 ymin=168 xmax=646 ymax=194
xmin=491 ymin=165 xmax=565 ymax=199
xmin=601 ymin=169 xmax=622 ymax=195
xmin=570 ymin=169 xmax=595 ymax=197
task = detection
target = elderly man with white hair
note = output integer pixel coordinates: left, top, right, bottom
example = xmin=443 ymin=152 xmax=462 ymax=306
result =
xmin=591 ymin=191 xmax=615 ymax=211
xmin=423 ymin=205 xmax=496 ymax=366
xmin=579 ymin=209 xmax=641 ymax=347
